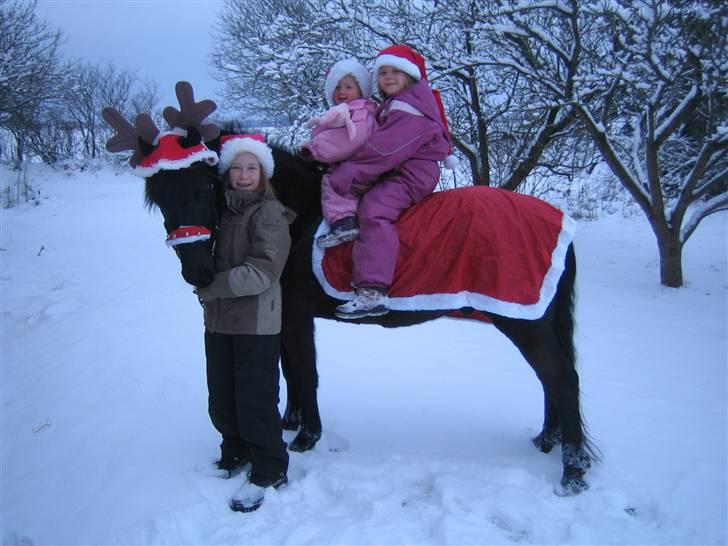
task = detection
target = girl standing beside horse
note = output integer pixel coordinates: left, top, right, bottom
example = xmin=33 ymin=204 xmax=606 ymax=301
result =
xmin=195 ymin=134 xmax=295 ymax=512
xmin=325 ymin=45 xmax=455 ymax=319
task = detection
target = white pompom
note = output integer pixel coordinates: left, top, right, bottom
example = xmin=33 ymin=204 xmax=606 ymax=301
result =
xmin=444 ymin=154 xmax=459 ymax=170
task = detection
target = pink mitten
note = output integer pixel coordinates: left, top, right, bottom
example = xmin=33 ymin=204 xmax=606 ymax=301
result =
xmin=315 ymin=103 xmax=352 ymax=128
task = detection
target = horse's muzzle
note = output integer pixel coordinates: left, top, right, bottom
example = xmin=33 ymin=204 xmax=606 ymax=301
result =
xmin=174 ymin=240 xmax=216 ymax=287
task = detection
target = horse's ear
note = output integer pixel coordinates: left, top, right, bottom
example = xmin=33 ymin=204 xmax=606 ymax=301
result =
xmin=205 ymin=133 xmax=222 ymax=153
xmin=179 ymin=126 xmax=203 ymax=148
xmin=139 ymin=136 xmax=155 ymax=156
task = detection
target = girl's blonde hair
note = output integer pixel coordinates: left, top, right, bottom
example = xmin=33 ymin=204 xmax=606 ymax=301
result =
xmin=256 ymin=172 xmax=276 ymax=199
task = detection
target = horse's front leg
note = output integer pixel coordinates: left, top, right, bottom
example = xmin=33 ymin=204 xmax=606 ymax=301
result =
xmin=280 ymin=344 xmax=301 ymax=431
xmin=281 ymin=309 xmax=322 ymax=452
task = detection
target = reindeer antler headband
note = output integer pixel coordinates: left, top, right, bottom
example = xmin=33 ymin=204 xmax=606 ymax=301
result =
xmin=102 ymin=81 xmax=220 ymax=175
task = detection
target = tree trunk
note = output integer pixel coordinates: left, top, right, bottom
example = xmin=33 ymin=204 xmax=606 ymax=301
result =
xmin=452 ymin=137 xmax=489 ymax=186
xmin=655 ymin=229 xmax=684 ymax=288
xmin=13 ymin=133 xmax=24 ymax=169
xmin=575 ymin=104 xmax=688 ymax=288
xmin=464 ymin=28 xmax=490 ymax=186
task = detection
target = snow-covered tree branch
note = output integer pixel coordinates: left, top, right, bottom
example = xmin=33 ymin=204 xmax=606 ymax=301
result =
xmin=572 ymin=0 xmax=727 ymax=286
xmin=0 ymin=0 xmax=63 ymax=164
xmin=210 ymin=0 xmax=724 ymax=287
xmin=212 ymin=0 xmax=599 ymax=189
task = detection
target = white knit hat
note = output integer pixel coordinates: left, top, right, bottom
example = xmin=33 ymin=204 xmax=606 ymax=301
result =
xmin=324 ymin=58 xmax=372 ymax=106
xmin=217 ymin=134 xmax=275 ymax=178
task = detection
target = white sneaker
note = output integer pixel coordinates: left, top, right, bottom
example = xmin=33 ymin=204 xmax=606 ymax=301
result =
xmin=229 ymin=474 xmax=288 ymax=513
xmin=335 ymin=288 xmax=390 ymax=319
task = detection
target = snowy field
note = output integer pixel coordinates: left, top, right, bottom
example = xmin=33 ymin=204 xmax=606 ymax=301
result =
xmin=1 ymin=164 xmax=726 ymax=545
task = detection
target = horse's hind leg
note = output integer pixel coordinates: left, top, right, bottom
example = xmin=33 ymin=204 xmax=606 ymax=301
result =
xmin=532 ymin=386 xmax=561 ymax=453
xmin=493 ymin=317 xmax=590 ymax=495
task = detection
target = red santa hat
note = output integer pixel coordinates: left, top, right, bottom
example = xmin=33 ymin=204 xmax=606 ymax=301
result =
xmin=218 ymin=133 xmax=275 ymax=178
xmin=324 ymin=58 xmax=373 ymax=107
xmin=372 ymin=45 xmax=459 ymax=169
xmin=133 ymin=128 xmax=219 ymax=178
xmin=372 ymin=44 xmax=427 ymax=83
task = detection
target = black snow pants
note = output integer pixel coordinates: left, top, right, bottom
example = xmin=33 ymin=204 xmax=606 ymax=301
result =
xmin=204 ymin=331 xmax=288 ymax=486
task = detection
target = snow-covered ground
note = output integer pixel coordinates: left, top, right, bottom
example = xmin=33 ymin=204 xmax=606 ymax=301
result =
xmin=1 ymin=164 xmax=726 ymax=545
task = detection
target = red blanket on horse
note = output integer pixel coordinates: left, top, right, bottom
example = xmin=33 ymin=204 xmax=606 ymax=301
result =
xmin=312 ymin=186 xmax=576 ymax=320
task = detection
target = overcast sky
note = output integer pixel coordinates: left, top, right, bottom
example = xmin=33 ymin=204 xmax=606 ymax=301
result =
xmin=36 ymin=0 xmax=226 ymax=111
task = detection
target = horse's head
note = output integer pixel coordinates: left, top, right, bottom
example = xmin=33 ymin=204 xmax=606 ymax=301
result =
xmin=103 ymin=82 xmax=221 ymax=287
xmin=143 ymin=159 xmax=220 ymax=287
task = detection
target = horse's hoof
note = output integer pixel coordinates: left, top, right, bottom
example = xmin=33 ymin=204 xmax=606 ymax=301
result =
xmin=281 ymin=410 xmax=301 ymax=431
xmin=555 ymin=475 xmax=589 ymax=496
xmin=532 ymin=429 xmax=560 ymax=453
xmin=555 ymin=467 xmax=589 ymax=496
xmin=288 ymin=429 xmax=321 ymax=452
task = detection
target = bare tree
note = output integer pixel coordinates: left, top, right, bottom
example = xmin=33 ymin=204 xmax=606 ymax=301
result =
xmin=63 ymin=61 xmax=136 ymax=161
xmin=130 ymin=77 xmax=163 ymax=129
xmin=571 ymin=0 xmax=727 ymax=287
xmin=0 ymin=0 xmax=63 ymax=164
xmin=211 ymin=0 xmax=342 ymax=142
xmin=213 ymin=0 xmax=601 ymax=190
xmin=472 ymin=1 xmax=603 ymax=190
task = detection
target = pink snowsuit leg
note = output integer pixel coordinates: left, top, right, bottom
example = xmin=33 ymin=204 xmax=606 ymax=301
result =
xmin=352 ymin=168 xmax=438 ymax=288
xmin=321 ymin=173 xmax=359 ymax=225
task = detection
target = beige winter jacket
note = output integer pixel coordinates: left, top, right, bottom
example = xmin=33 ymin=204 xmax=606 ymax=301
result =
xmin=198 ymin=189 xmax=296 ymax=335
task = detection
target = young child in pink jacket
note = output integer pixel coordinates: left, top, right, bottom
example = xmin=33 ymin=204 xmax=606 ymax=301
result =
xmin=300 ymin=59 xmax=377 ymax=248
xmin=328 ymin=45 xmax=455 ymax=319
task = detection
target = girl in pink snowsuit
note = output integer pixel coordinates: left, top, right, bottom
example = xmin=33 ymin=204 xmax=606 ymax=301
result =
xmin=328 ymin=45 xmax=454 ymax=319
xmin=300 ymin=59 xmax=377 ymax=248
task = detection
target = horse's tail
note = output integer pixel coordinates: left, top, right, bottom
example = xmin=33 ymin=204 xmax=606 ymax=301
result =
xmin=554 ymin=243 xmax=577 ymax=368
xmin=555 ymin=243 xmax=602 ymax=462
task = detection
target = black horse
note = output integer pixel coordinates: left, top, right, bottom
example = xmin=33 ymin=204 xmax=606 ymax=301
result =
xmin=267 ymin=148 xmax=596 ymax=495
xmin=103 ymin=87 xmax=597 ymax=496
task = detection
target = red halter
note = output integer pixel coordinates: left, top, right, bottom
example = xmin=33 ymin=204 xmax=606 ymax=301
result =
xmin=165 ymin=225 xmax=211 ymax=247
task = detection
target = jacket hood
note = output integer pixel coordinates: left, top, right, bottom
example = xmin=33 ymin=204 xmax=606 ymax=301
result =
xmin=387 ymin=80 xmax=450 ymax=142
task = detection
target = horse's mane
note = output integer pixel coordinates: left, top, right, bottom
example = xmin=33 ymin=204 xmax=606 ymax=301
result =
xmin=267 ymin=142 xmax=325 ymax=241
